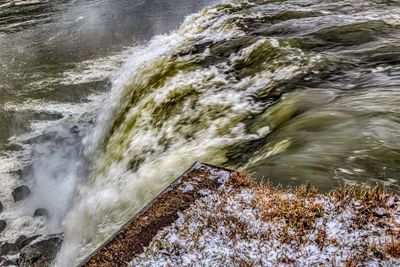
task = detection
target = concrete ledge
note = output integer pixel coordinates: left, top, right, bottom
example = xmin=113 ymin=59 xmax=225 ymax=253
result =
xmin=78 ymin=162 xmax=233 ymax=267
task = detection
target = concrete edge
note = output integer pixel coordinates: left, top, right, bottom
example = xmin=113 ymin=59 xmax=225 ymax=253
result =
xmin=78 ymin=162 xmax=234 ymax=267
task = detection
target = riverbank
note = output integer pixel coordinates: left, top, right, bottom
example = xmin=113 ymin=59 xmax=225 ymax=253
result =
xmin=81 ymin=163 xmax=399 ymax=266
xmin=131 ymin=173 xmax=400 ymax=266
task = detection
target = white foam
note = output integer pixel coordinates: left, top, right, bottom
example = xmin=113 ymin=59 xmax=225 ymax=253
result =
xmin=53 ymin=2 xmax=327 ymax=265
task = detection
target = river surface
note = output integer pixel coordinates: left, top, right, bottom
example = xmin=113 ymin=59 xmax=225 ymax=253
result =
xmin=0 ymin=0 xmax=400 ymax=266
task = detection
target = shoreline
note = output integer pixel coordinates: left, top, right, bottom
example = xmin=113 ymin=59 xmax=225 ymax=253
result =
xmin=80 ymin=162 xmax=400 ymax=266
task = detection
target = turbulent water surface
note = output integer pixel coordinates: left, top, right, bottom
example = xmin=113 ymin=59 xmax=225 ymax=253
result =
xmin=1 ymin=0 xmax=400 ymax=265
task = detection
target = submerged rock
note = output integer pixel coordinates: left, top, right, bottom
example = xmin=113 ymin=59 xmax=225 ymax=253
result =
xmin=19 ymin=233 xmax=63 ymax=267
xmin=21 ymin=131 xmax=58 ymax=145
xmin=0 ymin=242 xmax=19 ymax=256
xmin=12 ymin=185 xmax=31 ymax=202
xmin=18 ymin=165 xmax=34 ymax=180
xmin=0 ymin=201 xmax=3 ymax=213
xmin=2 ymin=259 xmax=17 ymax=266
xmin=33 ymin=208 xmax=49 ymax=218
xmin=0 ymin=220 xmax=6 ymax=233
xmin=4 ymin=143 xmax=23 ymax=152
xmin=15 ymin=235 xmax=41 ymax=250
xmin=70 ymin=125 xmax=80 ymax=134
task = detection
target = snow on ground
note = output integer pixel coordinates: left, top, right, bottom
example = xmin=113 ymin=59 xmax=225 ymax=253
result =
xmin=130 ymin=173 xmax=400 ymax=266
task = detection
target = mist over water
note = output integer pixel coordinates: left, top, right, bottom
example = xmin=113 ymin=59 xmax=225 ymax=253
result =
xmin=1 ymin=0 xmax=400 ymax=266
xmin=0 ymin=0 xmax=221 ymax=263
xmin=56 ymin=0 xmax=400 ymax=265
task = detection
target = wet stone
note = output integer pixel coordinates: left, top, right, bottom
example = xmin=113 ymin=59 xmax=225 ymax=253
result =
xmin=12 ymin=185 xmax=31 ymax=202
xmin=22 ymin=131 xmax=57 ymax=145
xmin=15 ymin=235 xmax=27 ymax=249
xmin=16 ymin=169 xmax=23 ymax=179
xmin=0 ymin=243 xmax=19 ymax=256
xmin=0 ymin=220 xmax=6 ymax=233
xmin=19 ymin=165 xmax=34 ymax=180
xmin=15 ymin=235 xmax=41 ymax=250
xmin=70 ymin=125 xmax=80 ymax=134
xmin=4 ymin=143 xmax=23 ymax=151
xmin=3 ymin=259 xmax=17 ymax=266
xmin=34 ymin=208 xmax=49 ymax=218
xmin=18 ymin=233 xmax=63 ymax=267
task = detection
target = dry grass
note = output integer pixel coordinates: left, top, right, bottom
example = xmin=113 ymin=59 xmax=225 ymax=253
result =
xmin=131 ymin=171 xmax=400 ymax=266
xmin=225 ymin=170 xmax=253 ymax=188
xmin=384 ymin=240 xmax=400 ymax=258
xmin=224 ymin=172 xmax=398 ymax=263
xmin=344 ymin=257 xmax=357 ymax=267
xmin=254 ymin=192 xmax=324 ymax=244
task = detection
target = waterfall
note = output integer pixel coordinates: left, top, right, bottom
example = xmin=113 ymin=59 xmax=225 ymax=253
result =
xmin=52 ymin=0 xmax=400 ymax=265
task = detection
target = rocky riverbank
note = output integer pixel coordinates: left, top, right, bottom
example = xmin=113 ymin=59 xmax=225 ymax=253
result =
xmin=76 ymin=162 xmax=399 ymax=266
xmin=0 ymin=182 xmax=63 ymax=266
xmin=0 ymin=233 xmax=62 ymax=266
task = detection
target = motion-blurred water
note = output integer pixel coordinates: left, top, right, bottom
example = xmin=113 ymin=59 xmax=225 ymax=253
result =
xmin=0 ymin=0 xmax=218 ymax=262
xmin=1 ymin=0 xmax=400 ymax=266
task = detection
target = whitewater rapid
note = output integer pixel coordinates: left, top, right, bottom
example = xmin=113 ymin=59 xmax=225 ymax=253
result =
xmin=55 ymin=0 xmax=400 ymax=265
xmin=0 ymin=1 xmax=218 ymax=264
xmin=2 ymin=0 xmax=400 ymax=265
xmin=0 ymin=53 xmax=127 ymax=244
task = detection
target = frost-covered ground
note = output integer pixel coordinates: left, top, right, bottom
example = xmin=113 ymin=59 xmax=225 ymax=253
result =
xmin=130 ymin=173 xmax=400 ymax=266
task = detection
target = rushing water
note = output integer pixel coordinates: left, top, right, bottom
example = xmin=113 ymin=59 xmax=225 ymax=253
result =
xmin=0 ymin=0 xmax=220 ymax=263
xmin=1 ymin=0 xmax=400 ymax=266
